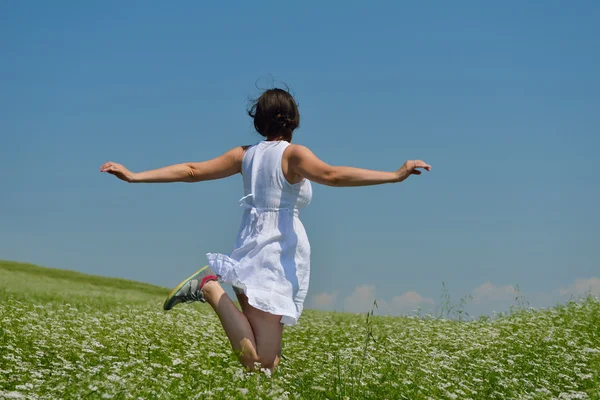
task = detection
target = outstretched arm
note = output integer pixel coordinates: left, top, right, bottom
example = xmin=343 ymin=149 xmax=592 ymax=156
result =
xmin=287 ymin=145 xmax=430 ymax=187
xmin=100 ymin=146 xmax=247 ymax=183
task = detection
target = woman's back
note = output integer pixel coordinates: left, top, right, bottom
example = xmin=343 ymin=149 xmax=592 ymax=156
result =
xmin=241 ymin=140 xmax=312 ymax=212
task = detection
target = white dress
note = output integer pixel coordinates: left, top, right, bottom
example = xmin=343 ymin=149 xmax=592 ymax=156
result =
xmin=207 ymin=140 xmax=313 ymax=326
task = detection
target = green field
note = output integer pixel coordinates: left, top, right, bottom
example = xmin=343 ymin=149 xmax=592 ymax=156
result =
xmin=1 ymin=260 xmax=599 ymax=399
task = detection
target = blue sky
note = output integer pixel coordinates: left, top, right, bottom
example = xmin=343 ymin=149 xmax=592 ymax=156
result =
xmin=1 ymin=1 xmax=599 ymax=317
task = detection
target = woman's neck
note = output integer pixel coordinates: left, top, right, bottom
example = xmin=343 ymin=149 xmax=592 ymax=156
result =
xmin=266 ymin=136 xmax=291 ymax=143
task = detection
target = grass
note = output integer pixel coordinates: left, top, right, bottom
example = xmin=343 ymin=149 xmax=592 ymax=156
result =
xmin=0 ymin=260 xmax=599 ymax=399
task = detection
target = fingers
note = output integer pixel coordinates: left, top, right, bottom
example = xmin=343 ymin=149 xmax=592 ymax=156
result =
xmin=100 ymin=162 xmax=132 ymax=182
xmin=100 ymin=162 xmax=121 ymax=172
xmin=407 ymin=160 xmax=431 ymax=171
xmin=101 ymin=165 xmax=116 ymax=173
xmin=413 ymin=160 xmax=431 ymax=171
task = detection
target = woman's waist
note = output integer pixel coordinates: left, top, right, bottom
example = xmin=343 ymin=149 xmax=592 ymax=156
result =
xmin=242 ymin=205 xmax=300 ymax=217
xmin=239 ymin=194 xmax=304 ymax=216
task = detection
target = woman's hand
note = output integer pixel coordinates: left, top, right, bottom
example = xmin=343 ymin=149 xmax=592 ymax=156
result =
xmin=100 ymin=162 xmax=136 ymax=183
xmin=395 ymin=160 xmax=431 ymax=182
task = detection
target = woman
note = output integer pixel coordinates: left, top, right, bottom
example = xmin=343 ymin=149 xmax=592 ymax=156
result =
xmin=100 ymin=87 xmax=431 ymax=371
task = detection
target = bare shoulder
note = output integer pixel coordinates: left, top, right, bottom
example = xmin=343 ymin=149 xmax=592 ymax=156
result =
xmin=227 ymin=145 xmax=251 ymax=163
xmin=207 ymin=146 xmax=252 ymax=176
xmin=285 ymin=144 xmax=312 ymax=161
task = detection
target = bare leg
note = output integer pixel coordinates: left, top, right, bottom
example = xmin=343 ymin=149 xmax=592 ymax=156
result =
xmin=236 ymin=292 xmax=284 ymax=370
xmin=201 ymin=281 xmax=259 ymax=369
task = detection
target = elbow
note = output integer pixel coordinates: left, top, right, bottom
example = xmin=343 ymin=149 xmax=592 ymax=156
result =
xmin=185 ymin=165 xmax=198 ymax=182
xmin=322 ymin=168 xmax=342 ymax=187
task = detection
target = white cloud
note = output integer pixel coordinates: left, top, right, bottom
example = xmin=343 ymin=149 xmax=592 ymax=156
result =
xmin=388 ymin=291 xmax=435 ymax=314
xmin=471 ymin=282 xmax=517 ymax=304
xmin=309 ymin=290 xmax=339 ymax=311
xmin=528 ymin=277 xmax=600 ymax=309
xmin=343 ymin=285 xmax=377 ymax=314
xmin=558 ymin=277 xmax=600 ymax=297
xmin=310 ymin=277 xmax=600 ymax=318
xmin=467 ymin=278 xmax=600 ymax=316
xmin=464 ymin=282 xmax=521 ymax=317
xmin=342 ymin=285 xmax=434 ymax=316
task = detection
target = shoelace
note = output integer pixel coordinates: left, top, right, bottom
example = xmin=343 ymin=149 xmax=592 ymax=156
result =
xmin=182 ymin=282 xmax=203 ymax=303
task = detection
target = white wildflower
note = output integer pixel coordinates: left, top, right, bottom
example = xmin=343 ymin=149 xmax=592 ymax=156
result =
xmin=0 ymin=391 xmax=25 ymax=399
xmin=261 ymin=368 xmax=272 ymax=378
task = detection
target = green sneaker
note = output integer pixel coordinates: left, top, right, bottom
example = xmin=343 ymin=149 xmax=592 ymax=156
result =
xmin=163 ymin=265 xmax=218 ymax=311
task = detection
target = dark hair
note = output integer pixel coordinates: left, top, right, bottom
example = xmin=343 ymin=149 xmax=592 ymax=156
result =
xmin=247 ymin=88 xmax=300 ymax=142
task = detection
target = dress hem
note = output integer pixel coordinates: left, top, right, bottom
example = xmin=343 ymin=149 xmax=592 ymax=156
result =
xmin=206 ymin=252 xmax=300 ymax=326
